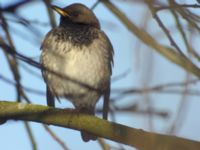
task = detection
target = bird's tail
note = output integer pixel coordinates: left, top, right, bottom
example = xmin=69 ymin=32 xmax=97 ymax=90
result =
xmin=79 ymin=107 xmax=97 ymax=142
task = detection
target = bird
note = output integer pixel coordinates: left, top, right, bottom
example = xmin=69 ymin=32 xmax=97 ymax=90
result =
xmin=40 ymin=3 xmax=113 ymax=142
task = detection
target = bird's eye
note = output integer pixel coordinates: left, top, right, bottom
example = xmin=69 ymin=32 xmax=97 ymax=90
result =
xmin=72 ymin=10 xmax=80 ymax=17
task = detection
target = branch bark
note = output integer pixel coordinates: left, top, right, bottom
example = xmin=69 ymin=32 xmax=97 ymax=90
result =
xmin=0 ymin=101 xmax=200 ymax=150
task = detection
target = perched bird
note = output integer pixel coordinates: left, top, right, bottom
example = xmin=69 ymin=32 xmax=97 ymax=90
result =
xmin=40 ymin=3 xmax=113 ymax=142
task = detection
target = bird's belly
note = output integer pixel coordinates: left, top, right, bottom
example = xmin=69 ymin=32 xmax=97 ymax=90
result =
xmin=65 ymin=50 xmax=107 ymax=85
xmin=43 ymin=48 xmax=110 ymax=98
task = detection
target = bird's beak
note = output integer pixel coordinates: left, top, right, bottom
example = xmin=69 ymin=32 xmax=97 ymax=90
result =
xmin=51 ymin=5 xmax=70 ymax=17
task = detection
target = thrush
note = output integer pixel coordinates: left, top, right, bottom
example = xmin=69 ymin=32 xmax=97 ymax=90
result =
xmin=40 ymin=3 xmax=113 ymax=142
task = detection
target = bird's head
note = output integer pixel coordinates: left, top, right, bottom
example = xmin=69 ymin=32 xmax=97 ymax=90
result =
xmin=51 ymin=3 xmax=100 ymax=29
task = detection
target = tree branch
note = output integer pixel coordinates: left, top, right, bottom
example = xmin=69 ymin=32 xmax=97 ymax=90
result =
xmin=0 ymin=101 xmax=200 ymax=150
xmin=101 ymin=0 xmax=200 ymax=79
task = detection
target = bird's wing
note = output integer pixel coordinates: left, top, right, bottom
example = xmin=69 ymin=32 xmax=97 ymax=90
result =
xmin=98 ymin=31 xmax=114 ymax=75
xmin=98 ymin=31 xmax=114 ymax=120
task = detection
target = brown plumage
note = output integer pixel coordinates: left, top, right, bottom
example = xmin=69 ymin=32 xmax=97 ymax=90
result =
xmin=40 ymin=3 xmax=113 ymax=142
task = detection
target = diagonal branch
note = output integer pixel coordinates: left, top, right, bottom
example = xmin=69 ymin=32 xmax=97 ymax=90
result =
xmin=0 ymin=101 xmax=200 ymax=150
xmin=24 ymin=122 xmax=37 ymax=150
xmin=101 ymin=0 xmax=200 ymax=79
xmin=43 ymin=125 xmax=69 ymax=150
xmin=43 ymin=0 xmax=56 ymax=28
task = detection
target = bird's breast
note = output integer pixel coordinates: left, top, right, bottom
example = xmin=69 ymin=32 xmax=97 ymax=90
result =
xmin=41 ymin=27 xmax=112 ymax=99
xmin=41 ymin=38 xmax=110 ymax=94
xmin=64 ymin=43 xmax=109 ymax=88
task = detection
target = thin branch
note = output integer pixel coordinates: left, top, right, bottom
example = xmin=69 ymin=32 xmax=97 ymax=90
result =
xmin=0 ymin=74 xmax=45 ymax=96
xmin=111 ymin=69 xmax=130 ymax=82
xmin=176 ymin=5 xmax=200 ymax=32
xmin=155 ymin=4 xmax=200 ymax=12
xmin=5 ymin=17 xmax=49 ymax=27
xmin=91 ymin=1 xmax=101 ymax=10
xmin=113 ymin=87 xmax=200 ymax=96
xmin=43 ymin=0 xmax=56 ymax=28
xmin=43 ymin=125 xmax=69 ymax=150
xmin=24 ymin=122 xmax=37 ymax=150
xmin=168 ymin=0 xmax=200 ymax=61
xmin=0 ymin=10 xmax=22 ymax=101
xmin=98 ymin=138 xmax=110 ymax=150
xmin=147 ymin=2 xmax=186 ymax=56
xmin=0 ymin=0 xmax=36 ymax=13
xmin=101 ymin=0 xmax=200 ymax=79
xmin=168 ymin=74 xmax=190 ymax=134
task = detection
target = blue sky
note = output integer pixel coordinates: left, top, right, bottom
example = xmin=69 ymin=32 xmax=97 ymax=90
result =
xmin=0 ymin=0 xmax=200 ymax=150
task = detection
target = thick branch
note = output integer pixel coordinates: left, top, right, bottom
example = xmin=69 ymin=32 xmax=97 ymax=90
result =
xmin=0 ymin=101 xmax=200 ymax=150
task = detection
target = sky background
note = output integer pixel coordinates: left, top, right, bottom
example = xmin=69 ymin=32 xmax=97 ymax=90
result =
xmin=0 ymin=0 xmax=200 ymax=150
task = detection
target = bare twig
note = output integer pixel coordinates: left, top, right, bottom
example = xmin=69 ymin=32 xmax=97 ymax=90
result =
xmin=91 ymin=1 xmax=101 ymax=10
xmin=168 ymin=0 xmax=200 ymax=61
xmin=98 ymin=138 xmax=110 ymax=150
xmin=0 ymin=11 xmax=22 ymax=101
xmin=101 ymin=0 xmax=200 ymax=79
xmin=43 ymin=0 xmax=56 ymax=28
xmin=0 ymin=0 xmax=36 ymax=13
xmin=155 ymin=4 xmax=200 ymax=12
xmin=43 ymin=125 xmax=69 ymax=150
xmin=0 ymin=74 xmax=45 ymax=96
xmin=147 ymin=2 xmax=186 ymax=56
xmin=24 ymin=122 xmax=37 ymax=150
